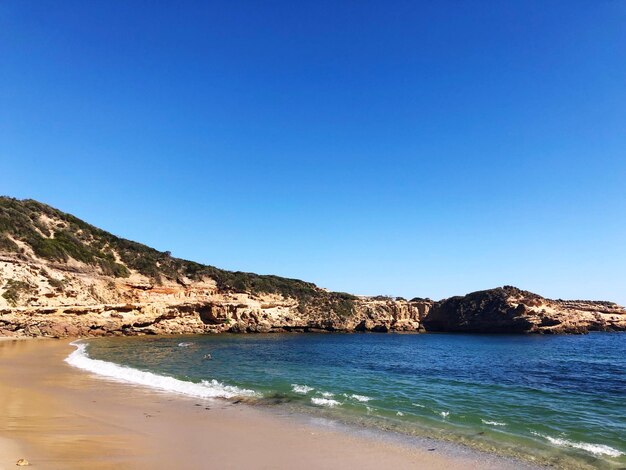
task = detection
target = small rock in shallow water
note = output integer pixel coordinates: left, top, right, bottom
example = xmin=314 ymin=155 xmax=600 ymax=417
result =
xmin=16 ymin=459 xmax=29 ymax=466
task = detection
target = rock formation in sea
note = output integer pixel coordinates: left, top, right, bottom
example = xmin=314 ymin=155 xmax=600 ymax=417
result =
xmin=0 ymin=197 xmax=624 ymax=337
xmin=423 ymin=286 xmax=626 ymax=334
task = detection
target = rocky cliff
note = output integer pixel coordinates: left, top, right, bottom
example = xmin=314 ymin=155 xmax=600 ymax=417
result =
xmin=0 ymin=197 xmax=624 ymax=337
xmin=423 ymin=286 xmax=626 ymax=334
xmin=0 ymin=197 xmax=432 ymax=337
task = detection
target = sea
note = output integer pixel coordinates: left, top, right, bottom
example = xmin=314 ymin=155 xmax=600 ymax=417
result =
xmin=66 ymin=332 xmax=626 ymax=469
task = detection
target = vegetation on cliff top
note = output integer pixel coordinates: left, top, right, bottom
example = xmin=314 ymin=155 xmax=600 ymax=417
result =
xmin=0 ymin=197 xmax=355 ymax=308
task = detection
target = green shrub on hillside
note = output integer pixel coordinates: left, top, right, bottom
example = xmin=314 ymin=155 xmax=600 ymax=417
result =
xmin=2 ymin=279 xmax=33 ymax=306
xmin=0 ymin=234 xmax=18 ymax=252
xmin=48 ymin=277 xmax=65 ymax=289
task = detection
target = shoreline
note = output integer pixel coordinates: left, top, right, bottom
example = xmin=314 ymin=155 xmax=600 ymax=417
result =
xmin=0 ymin=338 xmax=536 ymax=469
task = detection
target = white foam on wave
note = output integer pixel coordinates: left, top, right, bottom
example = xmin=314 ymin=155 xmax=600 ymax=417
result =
xmin=439 ymin=411 xmax=449 ymax=419
xmin=291 ymin=384 xmax=314 ymax=394
xmin=347 ymin=394 xmax=371 ymax=402
xmin=65 ymin=341 xmax=256 ymax=399
xmin=396 ymin=411 xmax=404 ymax=416
xmin=481 ymin=419 xmax=506 ymax=426
xmin=177 ymin=342 xmax=192 ymax=347
xmin=319 ymin=391 xmax=334 ymax=398
xmin=311 ymin=397 xmax=341 ymax=407
xmin=411 ymin=403 xmax=425 ymax=408
xmin=530 ymin=432 xmax=623 ymax=458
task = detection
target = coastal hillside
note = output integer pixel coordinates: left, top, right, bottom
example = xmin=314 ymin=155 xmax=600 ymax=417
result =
xmin=0 ymin=197 xmax=624 ymax=337
xmin=0 ymin=197 xmax=431 ymax=336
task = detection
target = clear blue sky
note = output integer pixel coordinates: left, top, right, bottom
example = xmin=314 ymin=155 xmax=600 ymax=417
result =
xmin=1 ymin=1 xmax=625 ymax=303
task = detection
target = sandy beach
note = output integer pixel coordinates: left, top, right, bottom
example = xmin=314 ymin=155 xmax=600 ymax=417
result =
xmin=0 ymin=338 xmax=532 ymax=470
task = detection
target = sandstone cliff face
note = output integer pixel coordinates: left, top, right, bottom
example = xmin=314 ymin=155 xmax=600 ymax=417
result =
xmin=0 ymin=296 xmax=432 ymax=338
xmin=422 ymin=286 xmax=626 ymax=334
xmin=0 ymin=248 xmax=432 ymax=338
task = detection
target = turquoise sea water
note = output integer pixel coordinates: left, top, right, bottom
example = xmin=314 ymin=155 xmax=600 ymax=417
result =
xmin=78 ymin=333 xmax=626 ymax=469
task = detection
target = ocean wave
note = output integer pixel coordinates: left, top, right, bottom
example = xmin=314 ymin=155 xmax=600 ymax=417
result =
xmin=319 ymin=391 xmax=334 ymax=398
xmin=481 ymin=419 xmax=506 ymax=426
xmin=346 ymin=394 xmax=371 ymax=402
xmin=291 ymin=384 xmax=314 ymax=394
xmin=65 ymin=342 xmax=256 ymax=399
xmin=311 ymin=397 xmax=341 ymax=407
xmin=531 ymin=432 xmax=623 ymax=457
xmin=411 ymin=403 xmax=425 ymax=408
xmin=177 ymin=342 xmax=192 ymax=347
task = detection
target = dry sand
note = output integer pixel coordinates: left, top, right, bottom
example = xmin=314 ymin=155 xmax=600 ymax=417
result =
xmin=0 ymin=338 xmax=529 ymax=469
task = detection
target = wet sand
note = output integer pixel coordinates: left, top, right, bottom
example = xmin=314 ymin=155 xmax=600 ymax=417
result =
xmin=0 ymin=338 xmax=529 ymax=469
